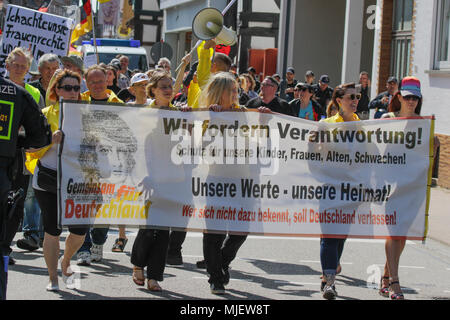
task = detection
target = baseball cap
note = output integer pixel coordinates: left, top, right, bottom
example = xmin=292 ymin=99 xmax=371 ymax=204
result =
xmin=319 ymin=75 xmax=330 ymax=84
xmin=400 ymin=76 xmax=421 ymax=98
xmin=109 ymin=58 xmax=121 ymax=71
xmin=387 ymin=76 xmax=398 ymax=84
xmin=287 ymin=67 xmax=295 ymax=74
xmin=130 ymin=73 xmax=149 ymax=86
xmin=60 ymin=55 xmax=84 ymax=74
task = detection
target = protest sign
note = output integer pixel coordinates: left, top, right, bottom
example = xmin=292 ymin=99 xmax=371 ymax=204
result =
xmin=0 ymin=5 xmax=74 ymax=76
xmin=58 ymin=102 xmax=434 ymax=240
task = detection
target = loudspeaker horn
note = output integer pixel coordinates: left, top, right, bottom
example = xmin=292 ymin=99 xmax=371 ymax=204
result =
xmin=192 ymin=7 xmax=237 ymax=46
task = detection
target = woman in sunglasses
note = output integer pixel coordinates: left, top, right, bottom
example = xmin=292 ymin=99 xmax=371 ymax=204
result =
xmin=318 ymin=83 xmax=360 ymax=299
xmin=26 ymin=69 xmax=87 ymax=292
xmin=378 ymin=76 xmax=426 ymax=300
xmin=289 ymin=83 xmax=325 ymax=121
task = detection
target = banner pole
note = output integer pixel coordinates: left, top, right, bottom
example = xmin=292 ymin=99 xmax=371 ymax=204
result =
xmin=91 ymin=2 xmax=99 ymax=64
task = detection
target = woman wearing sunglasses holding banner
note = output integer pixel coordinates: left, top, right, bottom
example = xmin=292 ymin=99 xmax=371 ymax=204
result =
xmin=25 ymin=70 xmax=88 ymax=292
xmin=318 ymin=83 xmax=361 ymax=299
xmin=378 ymin=76 xmax=433 ymax=300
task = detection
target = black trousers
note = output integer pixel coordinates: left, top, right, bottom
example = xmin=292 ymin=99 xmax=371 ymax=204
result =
xmin=167 ymin=230 xmax=187 ymax=256
xmin=203 ymin=233 xmax=247 ymax=285
xmin=1 ymin=151 xmax=29 ymax=256
xmin=0 ymin=162 xmax=12 ymax=300
xmin=131 ymin=228 xmax=169 ymax=281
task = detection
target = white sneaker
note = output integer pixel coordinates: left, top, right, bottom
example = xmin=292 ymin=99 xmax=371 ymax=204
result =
xmin=76 ymin=251 xmax=91 ymax=266
xmin=322 ymin=273 xmax=337 ymax=300
xmin=91 ymin=244 xmax=103 ymax=262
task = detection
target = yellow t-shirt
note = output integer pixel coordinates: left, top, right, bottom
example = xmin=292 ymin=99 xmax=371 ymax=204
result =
xmin=25 ymin=103 xmax=60 ymax=174
xmin=320 ymin=113 xmax=360 ymax=123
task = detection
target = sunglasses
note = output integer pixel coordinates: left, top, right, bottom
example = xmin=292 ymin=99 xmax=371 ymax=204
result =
xmin=58 ymin=85 xmax=81 ymax=92
xmin=403 ymin=95 xmax=420 ymax=101
xmin=344 ymin=93 xmax=361 ymax=100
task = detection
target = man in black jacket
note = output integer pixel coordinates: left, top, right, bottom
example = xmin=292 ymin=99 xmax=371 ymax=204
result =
xmin=246 ymin=76 xmax=293 ymax=116
xmin=356 ymin=71 xmax=371 ymax=120
xmin=369 ymin=76 xmax=399 ymax=118
xmin=313 ymin=75 xmax=333 ymax=115
xmin=0 ymin=77 xmax=52 ymax=300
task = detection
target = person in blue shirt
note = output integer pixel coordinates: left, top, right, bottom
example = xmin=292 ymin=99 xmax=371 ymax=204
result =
xmin=289 ymin=83 xmax=324 ymax=121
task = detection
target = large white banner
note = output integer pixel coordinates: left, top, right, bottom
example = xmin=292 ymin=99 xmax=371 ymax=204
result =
xmin=0 ymin=5 xmax=74 ymax=76
xmin=58 ymin=102 xmax=434 ymax=240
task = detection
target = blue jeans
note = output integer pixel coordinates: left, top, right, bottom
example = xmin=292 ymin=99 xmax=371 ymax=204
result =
xmin=78 ymin=228 xmax=109 ymax=253
xmin=22 ymin=180 xmax=43 ymax=239
xmin=320 ymin=238 xmax=346 ymax=275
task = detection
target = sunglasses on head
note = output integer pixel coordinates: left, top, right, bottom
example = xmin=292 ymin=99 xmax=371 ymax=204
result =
xmin=58 ymin=85 xmax=81 ymax=92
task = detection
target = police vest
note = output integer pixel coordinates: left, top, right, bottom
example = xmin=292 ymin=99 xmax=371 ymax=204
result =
xmin=25 ymin=84 xmax=41 ymax=104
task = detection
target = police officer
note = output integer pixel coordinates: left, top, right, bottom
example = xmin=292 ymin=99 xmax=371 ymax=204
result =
xmin=0 ymin=76 xmax=52 ymax=300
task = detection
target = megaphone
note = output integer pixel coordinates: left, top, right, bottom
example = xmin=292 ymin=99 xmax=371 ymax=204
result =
xmin=192 ymin=7 xmax=237 ymax=46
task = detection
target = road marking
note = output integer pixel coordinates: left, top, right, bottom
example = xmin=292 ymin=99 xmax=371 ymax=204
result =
xmin=376 ymin=264 xmax=425 ymax=269
xmin=299 ymin=260 xmax=353 ymax=265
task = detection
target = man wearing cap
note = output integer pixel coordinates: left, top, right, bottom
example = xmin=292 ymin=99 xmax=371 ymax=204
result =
xmin=246 ymin=76 xmax=293 ymax=116
xmin=312 ymin=75 xmax=333 ymax=115
xmin=290 ymin=83 xmax=325 ymax=121
xmin=279 ymin=67 xmax=298 ymax=102
xmin=369 ymin=76 xmax=399 ymax=119
xmin=128 ymin=73 xmax=152 ymax=105
xmin=305 ymin=70 xmax=315 ymax=85
xmin=60 ymin=55 xmax=87 ymax=93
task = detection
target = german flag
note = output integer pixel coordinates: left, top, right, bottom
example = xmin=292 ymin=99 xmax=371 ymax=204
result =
xmin=70 ymin=0 xmax=93 ymax=44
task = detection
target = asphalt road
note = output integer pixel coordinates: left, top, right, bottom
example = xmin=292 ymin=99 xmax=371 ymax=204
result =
xmin=6 ymin=228 xmax=450 ymax=302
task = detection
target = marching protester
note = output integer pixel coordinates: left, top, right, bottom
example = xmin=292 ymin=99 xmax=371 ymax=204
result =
xmin=305 ymin=70 xmax=315 ymax=85
xmin=0 ymin=64 xmax=52 ymax=300
xmin=129 ymin=70 xmax=177 ymax=291
xmin=76 ymin=65 xmax=124 ymax=266
xmin=60 ymin=54 xmax=88 ymax=93
xmin=313 ymin=75 xmax=333 ymax=115
xmin=369 ymin=76 xmax=399 ymax=119
xmin=2 ymin=48 xmax=45 ymax=260
xmin=246 ymin=76 xmax=293 ymax=116
xmin=356 ymin=71 xmax=370 ymax=120
xmin=279 ymin=67 xmax=297 ymax=102
xmin=290 ymin=82 xmax=325 ymax=121
xmin=319 ymin=83 xmax=361 ymax=300
xmin=105 ymin=65 xmax=122 ymax=95
xmin=127 ymin=73 xmax=152 ymax=105
xmin=26 ymin=70 xmax=88 ymax=292
xmin=247 ymin=67 xmax=261 ymax=92
xmin=29 ymin=54 xmax=60 ymax=104
xmin=280 ymin=67 xmax=297 ymax=102
xmin=378 ymin=76 xmax=437 ymax=300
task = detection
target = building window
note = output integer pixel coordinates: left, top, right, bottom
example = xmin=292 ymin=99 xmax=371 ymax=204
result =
xmin=435 ymin=0 xmax=450 ymax=70
xmin=390 ymin=0 xmax=414 ymax=79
